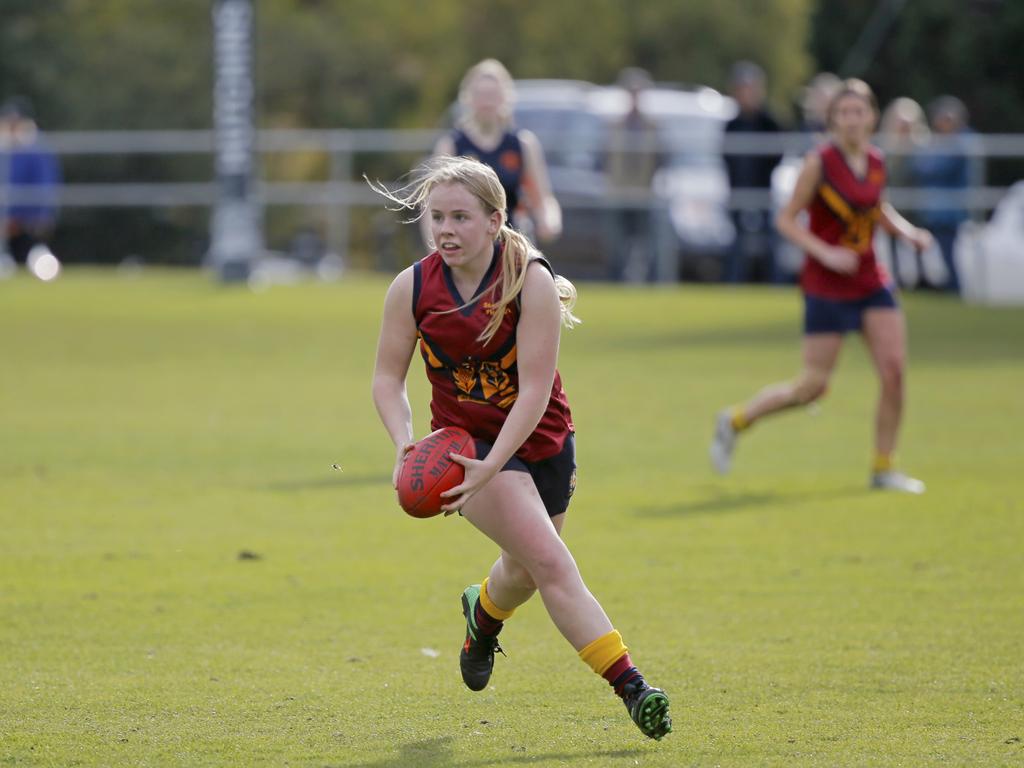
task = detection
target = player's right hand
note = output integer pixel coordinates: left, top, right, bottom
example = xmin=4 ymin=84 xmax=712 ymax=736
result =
xmin=819 ymin=245 xmax=859 ymax=275
xmin=392 ymin=442 xmax=415 ymax=489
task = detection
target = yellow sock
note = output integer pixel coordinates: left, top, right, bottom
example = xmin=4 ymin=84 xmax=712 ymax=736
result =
xmin=578 ymin=629 xmax=629 ymax=675
xmin=872 ymin=453 xmax=893 ymax=472
xmin=480 ymin=577 xmax=515 ymax=621
xmin=730 ymin=406 xmax=749 ymax=432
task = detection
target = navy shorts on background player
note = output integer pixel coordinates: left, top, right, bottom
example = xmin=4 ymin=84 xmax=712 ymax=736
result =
xmin=803 ymin=286 xmax=899 ymax=335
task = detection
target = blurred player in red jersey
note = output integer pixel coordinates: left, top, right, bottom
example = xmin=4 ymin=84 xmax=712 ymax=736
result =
xmin=711 ymin=79 xmax=932 ymax=494
xmin=371 ymin=156 xmax=670 ymax=739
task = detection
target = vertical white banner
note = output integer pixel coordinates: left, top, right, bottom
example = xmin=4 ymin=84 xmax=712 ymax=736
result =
xmin=209 ymin=0 xmax=261 ymax=282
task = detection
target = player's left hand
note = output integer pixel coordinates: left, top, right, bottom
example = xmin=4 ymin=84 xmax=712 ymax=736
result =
xmin=535 ymin=202 xmax=563 ymax=243
xmin=909 ymin=227 xmax=934 ymax=252
xmin=439 ymin=453 xmax=499 ymax=515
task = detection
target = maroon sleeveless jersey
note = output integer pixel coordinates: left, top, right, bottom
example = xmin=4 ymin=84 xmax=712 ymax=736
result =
xmin=801 ymin=143 xmax=891 ymax=300
xmin=412 ymin=247 xmax=574 ymax=462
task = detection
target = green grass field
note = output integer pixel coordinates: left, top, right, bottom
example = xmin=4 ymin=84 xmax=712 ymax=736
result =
xmin=1 ymin=269 xmax=1022 ymax=767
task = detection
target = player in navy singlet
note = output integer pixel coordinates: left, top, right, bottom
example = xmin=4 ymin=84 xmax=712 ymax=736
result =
xmin=371 ymin=156 xmax=670 ymax=740
xmin=710 ymin=79 xmax=933 ymax=494
xmin=431 ymin=59 xmax=562 ymax=242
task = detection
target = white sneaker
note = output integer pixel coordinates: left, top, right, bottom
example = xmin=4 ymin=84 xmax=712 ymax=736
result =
xmin=871 ymin=470 xmax=926 ymax=495
xmin=710 ymin=410 xmax=737 ymax=475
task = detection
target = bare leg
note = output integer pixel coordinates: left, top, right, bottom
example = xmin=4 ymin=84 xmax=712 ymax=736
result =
xmin=861 ymin=308 xmax=907 ymax=456
xmin=482 ymin=513 xmax=565 ymax=612
xmin=742 ymin=333 xmax=844 ymax=425
xmin=462 ymin=474 xmax=673 ymax=739
xmin=461 ymin=472 xmax=611 ymax=651
xmin=711 ymin=333 xmax=845 ymax=474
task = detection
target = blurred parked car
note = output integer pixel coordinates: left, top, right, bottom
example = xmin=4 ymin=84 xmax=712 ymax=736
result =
xmin=506 ymin=80 xmax=611 ymax=279
xmin=514 ymin=79 xmax=737 ymax=280
xmin=587 ymin=82 xmax=737 ymax=280
xmin=447 ymin=79 xmax=738 ymax=280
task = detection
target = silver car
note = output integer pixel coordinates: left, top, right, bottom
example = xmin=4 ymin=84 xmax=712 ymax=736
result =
xmin=512 ymin=78 xmax=736 ymax=280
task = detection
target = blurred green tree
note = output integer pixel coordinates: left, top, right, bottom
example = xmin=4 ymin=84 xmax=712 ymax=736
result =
xmin=1 ymin=0 xmax=813 ymax=131
xmin=14 ymin=0 xmax=963 ymax=265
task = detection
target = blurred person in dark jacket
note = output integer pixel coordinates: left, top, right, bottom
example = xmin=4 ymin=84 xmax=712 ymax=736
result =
xmin=1 ymin=97 xmax=61 ymax=264
xmin=723 ymin=62 xmax=783 ymax=283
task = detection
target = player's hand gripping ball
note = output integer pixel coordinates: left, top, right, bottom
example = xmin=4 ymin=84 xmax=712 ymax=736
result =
xmin=396 ymin=427 xmax=477 ymax=518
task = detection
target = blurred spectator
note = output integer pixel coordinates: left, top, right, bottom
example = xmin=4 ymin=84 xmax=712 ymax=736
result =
xmin=723 ymin=61 xmax=783 ymax=283
xmin=606 ymin=67 xmax=662 ymax=282
xmin=911 ymin=95 xmax=973 ymax=293
xmin=1 ymin=96 xmax=61 ymax=264
xmin=432 ymin=59 xmax=561 ymax=246
xmin=878 ymin=97 xmax=931 ymax=288
xmin=798 ymin=72 xmax=842 ymax=136
xmin=879 ymin=97 xmax=930 ymax=190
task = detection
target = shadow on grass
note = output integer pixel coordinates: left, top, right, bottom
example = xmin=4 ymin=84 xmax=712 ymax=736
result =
xmin=336 ymin=736 xmax=642 ymax=767
xmin=635 ymin=483 xmax=871 ymax=518
xmin=263 ymin=472 xmax=390 ymax=492
xmin=594 ymin=295 xmax=1024 ymax=364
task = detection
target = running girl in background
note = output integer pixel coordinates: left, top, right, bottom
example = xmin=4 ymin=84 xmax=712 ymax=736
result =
xmin=711 ymin=79 xmax=933 ymax=494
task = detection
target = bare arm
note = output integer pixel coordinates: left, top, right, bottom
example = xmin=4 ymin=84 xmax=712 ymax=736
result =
xmin=441 ymin=261 xmax=561 ymax=510
xmin=519 ymin=129 xmax=563 ymax=242
xmin=775 ymin=151 xmax=858 ymax=275
xmin=371 ymin=268 xmax=420 ymax=485
xmin=481 ymin=261 xmax=560 ymax=468
xmin=880 ymin=200 xmax=933 ymax=251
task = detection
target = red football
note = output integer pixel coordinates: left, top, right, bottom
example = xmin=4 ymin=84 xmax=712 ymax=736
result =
xmin=396 ymin=427 xmax=477 ymax=518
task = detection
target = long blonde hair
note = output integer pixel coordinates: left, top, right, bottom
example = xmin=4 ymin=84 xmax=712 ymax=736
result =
xmin=368 ymin=155 xmax=579 ymax=345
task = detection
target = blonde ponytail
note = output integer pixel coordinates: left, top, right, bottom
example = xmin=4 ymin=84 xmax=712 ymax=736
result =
xmin=474 ymin=226 xmax=580 ymax=345
xmin=554 ymin=274 xmax=581 ymax=330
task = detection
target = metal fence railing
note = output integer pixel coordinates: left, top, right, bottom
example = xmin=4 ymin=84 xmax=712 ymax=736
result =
xmin=2 ymin=129 xmax=1022 ymax=274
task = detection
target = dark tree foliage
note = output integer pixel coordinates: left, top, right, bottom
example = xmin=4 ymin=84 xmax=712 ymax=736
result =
xmin=810 ymin=0 xmax=1024 ymax=133
xmin=3 ymin=1 xmax=1020 ymax=263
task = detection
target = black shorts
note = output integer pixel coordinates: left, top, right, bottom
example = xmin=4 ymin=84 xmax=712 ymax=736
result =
xmin=803 ymin=286 xmax=899 ymax=335
xmin=473 ymin=434 xmax=576 ymax=518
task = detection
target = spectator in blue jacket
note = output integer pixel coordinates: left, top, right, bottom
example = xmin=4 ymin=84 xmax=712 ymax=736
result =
xmin=1 ymin=97 xmax=61 ymax=264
